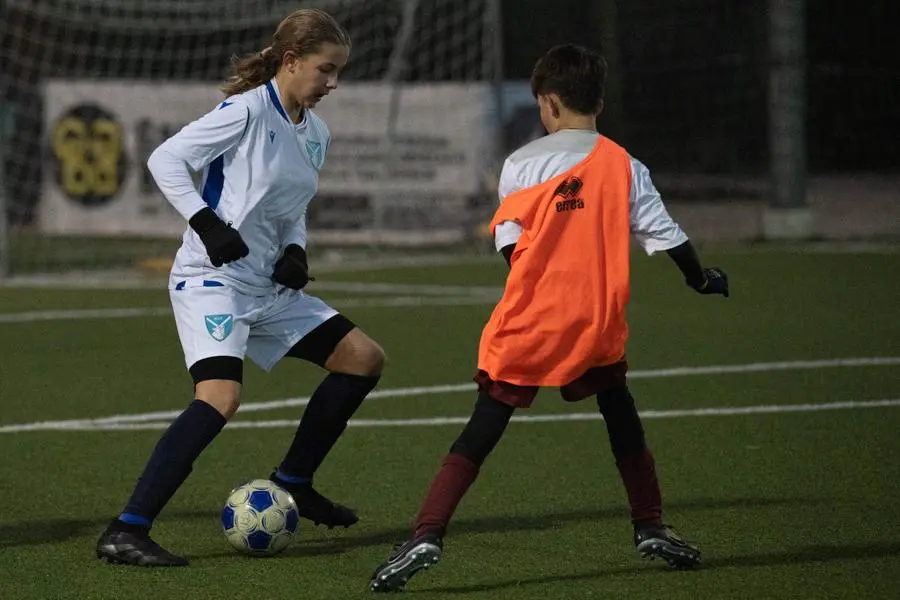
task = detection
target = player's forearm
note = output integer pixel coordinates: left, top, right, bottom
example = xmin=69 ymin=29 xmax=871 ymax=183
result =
xmin=666 ymin=240 xmax=706 ymax=288
xmin=284 ymin=215 xmax=308 ymax=250
xmin=147 ymin=146 xmax=208 ymax=221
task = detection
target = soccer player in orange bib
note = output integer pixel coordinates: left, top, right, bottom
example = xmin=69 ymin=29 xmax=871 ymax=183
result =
xmin=370 ymin=44 xmax=728 ymax=592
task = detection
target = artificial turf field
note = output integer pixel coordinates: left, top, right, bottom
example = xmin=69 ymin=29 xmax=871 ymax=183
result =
xmin=1 ymin=246 xmax=898 ymax=599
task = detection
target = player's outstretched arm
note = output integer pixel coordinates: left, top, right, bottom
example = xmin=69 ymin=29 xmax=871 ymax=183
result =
xmin=666 ymin=240 xmax=729 ymax=297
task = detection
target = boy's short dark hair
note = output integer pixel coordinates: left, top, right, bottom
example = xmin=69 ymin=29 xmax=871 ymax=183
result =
xmin=530 ymin=44 xmax=607 ymax=115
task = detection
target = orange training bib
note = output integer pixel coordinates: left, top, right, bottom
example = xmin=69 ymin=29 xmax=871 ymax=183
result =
xmin=477 ymin=136 xmax=632 ymax=386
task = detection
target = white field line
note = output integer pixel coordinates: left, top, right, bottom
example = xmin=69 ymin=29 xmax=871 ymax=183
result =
xmin=0 ymin=307 xmax=174 ymax=323
xmin=1 ymin=356 xmax=897 ymax=434
xmin=0 ymin=295 xmax=497 ymax=323
xmin=4 ymin=243 xmax=897 ymax=290
xmin=704 ymin=242 xmax=900 ymax=256
xmin=310 ymin=281 xmax=501 ymax=296
xmin=312 ymin=253 xmax=497 ymax=273
xmin=7 ymin=398 xmax=900 ymax=432
xmin=623 ymin=356 xmax=900 ymax=377
xmin=332 ymin=295 xmax=496 ymax=308
xmin=0 ymin=254 xmax=498 ymax=289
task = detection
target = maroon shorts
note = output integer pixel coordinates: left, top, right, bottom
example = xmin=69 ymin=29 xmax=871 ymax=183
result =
xmin=473 ymin=360 xmax=628 ymax=408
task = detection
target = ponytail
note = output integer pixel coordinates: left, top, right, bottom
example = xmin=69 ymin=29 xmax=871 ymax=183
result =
xmin=220 ymin=9 xmax=351 ymax=97
xmin=220 ymin=47 xmax=279 ymax=96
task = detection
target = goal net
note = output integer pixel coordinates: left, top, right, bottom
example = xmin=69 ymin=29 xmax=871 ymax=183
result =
xmin=0 ymin=0 xmax=502 ymax=278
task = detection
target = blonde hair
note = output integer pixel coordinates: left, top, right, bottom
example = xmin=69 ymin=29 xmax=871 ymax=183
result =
xmin=221 ymin=8 xmax=350 ymax=96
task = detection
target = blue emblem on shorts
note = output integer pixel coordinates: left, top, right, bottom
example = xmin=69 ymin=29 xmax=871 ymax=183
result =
xmin=306 ymin=140 xmax=323 ymax=168
xmin=205 ymin=314 xmax=234 ymax=342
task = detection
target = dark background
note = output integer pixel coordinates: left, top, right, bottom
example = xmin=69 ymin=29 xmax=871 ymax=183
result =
xmin=503 ymin=0 xmax=899 ymax=174
xmin=1 ymin=0 xmax=898 ymax=224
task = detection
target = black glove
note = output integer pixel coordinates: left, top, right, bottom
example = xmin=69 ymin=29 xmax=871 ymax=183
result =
xmin=189 ymin=207 xmax=249 ymax=267
xmin=689 ymin=267 xmax=729 ymax=297
xmin=273 ymin=244 xmax=311 ymax=290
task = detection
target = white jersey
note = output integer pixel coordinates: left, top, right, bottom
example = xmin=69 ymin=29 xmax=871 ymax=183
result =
xmin=148 ymin=79 xmax=330 ymax=295
xmin=495 ymin=129 xmax=688 ymax=255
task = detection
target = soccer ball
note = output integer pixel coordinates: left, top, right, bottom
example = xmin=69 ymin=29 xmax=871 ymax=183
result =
xmin=221 ymin=479 xmax=300 ymax=556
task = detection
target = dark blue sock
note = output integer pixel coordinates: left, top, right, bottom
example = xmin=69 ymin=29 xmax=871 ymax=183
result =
xmin=274 ymin=469 xmax=311 ymax=487
xmin=118 ymin=512 xmax=152 ymax=527
xmin=277 ymin=373 xmax=379 ymax=481
xmin=119 ymin=400 xmax=226 ymax=527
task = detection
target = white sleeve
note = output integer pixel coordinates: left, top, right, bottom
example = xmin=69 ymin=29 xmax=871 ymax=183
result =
xmin=494 ymin=159 xmax=525 ymax=252
xmin=147 ymin=100 xmax=250 ymax=221
xmin=629 ymin=157 xmax=689 ymax=255
xmin=284 ymin=211 xmax=308 ymax=250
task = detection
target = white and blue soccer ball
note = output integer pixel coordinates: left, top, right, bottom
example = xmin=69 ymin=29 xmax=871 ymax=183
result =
xmin=221 ymin=479 xmax=300 ymax=556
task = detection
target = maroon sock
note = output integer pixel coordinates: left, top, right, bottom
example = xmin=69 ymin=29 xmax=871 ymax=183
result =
xmin=616 ymin=448 xmax=663 ymax=528
xmin=413 ymin=453 xmax=480 ymax=537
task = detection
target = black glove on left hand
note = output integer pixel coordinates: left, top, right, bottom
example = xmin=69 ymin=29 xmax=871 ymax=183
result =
xmin=273 ymin=244 xmax=311 ymax=290
xmin=690 ymin=267 xmax=729 ymax=297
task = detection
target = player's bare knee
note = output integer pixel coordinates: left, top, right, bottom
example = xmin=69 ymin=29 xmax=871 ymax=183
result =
xmin=327 ymin=330 xmax=386 ymax=376
xmin=346 ymin=340 xmax=386 ymax=376
xmin=195 ymin=380 xmax=242 ymax=419
xmin=361 ymin=341 xmax=387 ymax=375
xmin=190 ymin=356 xmax=244 ymax=419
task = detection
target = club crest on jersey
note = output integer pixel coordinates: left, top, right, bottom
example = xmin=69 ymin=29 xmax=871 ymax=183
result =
xmin=306 ymin=140 xmax=323 ymax=168
xmin=205 ymin=314 xmax=234 ymax=341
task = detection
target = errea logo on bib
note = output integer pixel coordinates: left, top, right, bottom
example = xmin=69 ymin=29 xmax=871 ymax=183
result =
xmin=553 ymin=176 xmax=585 ymax=212
xmin=205 ymin=314 xmax=234 ymax=341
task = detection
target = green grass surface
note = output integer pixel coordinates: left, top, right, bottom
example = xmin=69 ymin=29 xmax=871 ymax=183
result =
xmin=7 ymin=232 xmax=182 ymax=273
xmin=1 ymin=247 xmax=899 ymax=599
xmin=5 ymin=231 xmax=485 ymax=275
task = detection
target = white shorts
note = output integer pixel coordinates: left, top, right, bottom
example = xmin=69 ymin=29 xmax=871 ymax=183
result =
xmin=170 ymin=282 xmax=338 ymax=371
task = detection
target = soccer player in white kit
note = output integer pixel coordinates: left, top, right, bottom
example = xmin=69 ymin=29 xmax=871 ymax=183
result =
xmin=96 ymin=9 xmax=384 ymax=567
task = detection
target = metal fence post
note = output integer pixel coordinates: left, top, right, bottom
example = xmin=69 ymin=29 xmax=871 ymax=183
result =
xmin=765 ymin=0 xmax=812 ymax=239
xmin=0 ymin=102 xmax=12 ymax=280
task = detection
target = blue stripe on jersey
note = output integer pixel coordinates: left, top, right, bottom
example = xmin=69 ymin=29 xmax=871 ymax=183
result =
xmin=265 ymin=81 xmax=290 ymax=123
xmin=201 ymin=155 xmax=225 ymax=210
xmin=174 ymin=280 xmax=221 ymax=290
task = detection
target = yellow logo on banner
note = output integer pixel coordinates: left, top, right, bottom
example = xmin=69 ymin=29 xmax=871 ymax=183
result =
xmin=51 ymin=105 xmax=127 ymax=206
